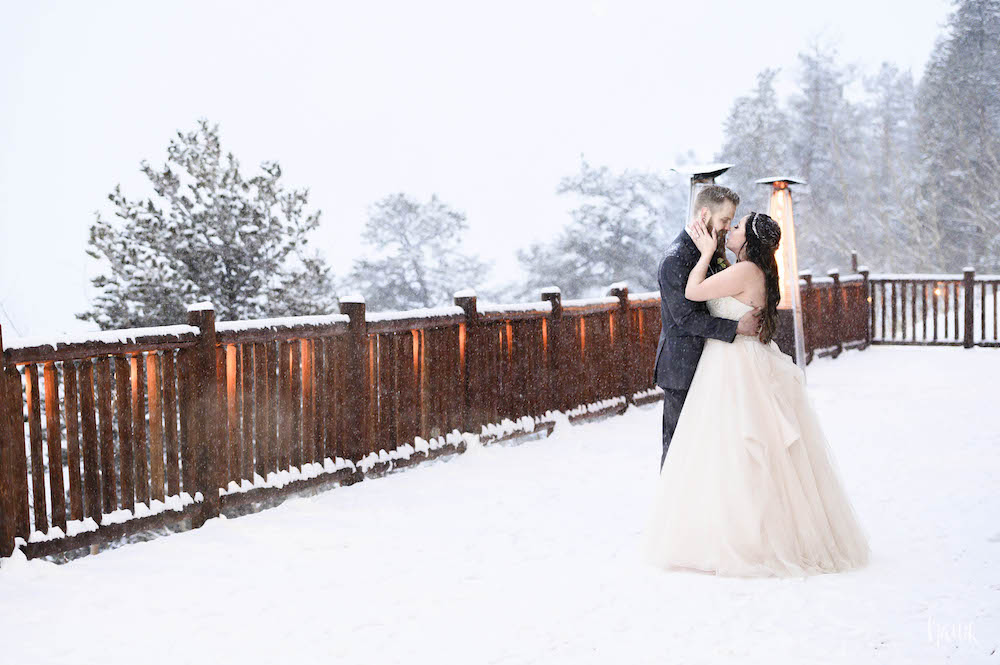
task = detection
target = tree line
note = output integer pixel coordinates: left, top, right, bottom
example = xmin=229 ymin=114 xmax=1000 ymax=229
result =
xmin=81 ymin=0 xmax=999 ymax=329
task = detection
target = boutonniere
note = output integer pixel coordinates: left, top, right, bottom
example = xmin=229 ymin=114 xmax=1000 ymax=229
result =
xmin=714 ymin=256 xmax=730 ymax=272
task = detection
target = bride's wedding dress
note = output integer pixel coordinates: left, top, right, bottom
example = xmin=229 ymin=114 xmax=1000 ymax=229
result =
xmin=643 ymin=295 xmax=871 ymax=577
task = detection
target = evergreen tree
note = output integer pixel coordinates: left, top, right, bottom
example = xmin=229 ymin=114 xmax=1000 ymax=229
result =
xmin=787 ymin=44 xmax=868 ymax=273
xmin=518 ymin=159 xmax=686 ymax=298
xmin=346 ymin=193 xmax=490 ymax=311
xmin=716 ymin=69 xmax=793 ymax=211
xmin=861 ymin=63 xmax=924 ymax=270
xmin=80 ymin=119 xmax=336 ymax=329
xmin=916 ymin=0 xmax=1000 ymax=270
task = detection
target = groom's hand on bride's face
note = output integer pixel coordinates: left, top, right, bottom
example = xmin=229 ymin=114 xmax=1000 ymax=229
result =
xmin=736 ymin=307 xmax=763 ymax=337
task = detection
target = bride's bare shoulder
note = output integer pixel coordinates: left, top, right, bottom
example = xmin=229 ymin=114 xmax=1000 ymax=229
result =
xmin=727 ymin=260 xmax=766 ymax=290
xmin=726 ymin=260 xmax=763 ymax=279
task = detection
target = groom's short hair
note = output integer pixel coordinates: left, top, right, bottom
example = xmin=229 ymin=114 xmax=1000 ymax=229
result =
xmin=694 ymin=185 xmax=740 ymax=211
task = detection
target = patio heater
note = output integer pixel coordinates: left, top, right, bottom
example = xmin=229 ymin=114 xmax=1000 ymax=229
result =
xmin=756 ymin=176 xmax=807 ymax=369
xmin=671 ymin=163 xmax=735 ymax=222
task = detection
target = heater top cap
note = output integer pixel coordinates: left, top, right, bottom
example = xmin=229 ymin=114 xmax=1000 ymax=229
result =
xmin=755 ymin=176 xmax=807 ymax=185
xmin=670 ymin=162 xmax=733 ymax=180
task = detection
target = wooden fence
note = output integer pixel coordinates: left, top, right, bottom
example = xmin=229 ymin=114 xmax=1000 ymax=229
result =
xmin=2 ymin=258 xmax=976 ymax=562
xmin=797 ymin=268 xmax=870 ymax=360
xmin=0 ymin=286 xmax=675 ymax=560
xmin=868 ymin=268 xmax=1000 ymax=348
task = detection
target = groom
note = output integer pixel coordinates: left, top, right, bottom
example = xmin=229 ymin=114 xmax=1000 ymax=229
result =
xmin=654 ymin=185 xmax=761 ymax=469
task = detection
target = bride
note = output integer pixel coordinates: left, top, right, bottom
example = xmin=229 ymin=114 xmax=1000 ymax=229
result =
xmin=642 ymin=211 xmax=871 ymax=577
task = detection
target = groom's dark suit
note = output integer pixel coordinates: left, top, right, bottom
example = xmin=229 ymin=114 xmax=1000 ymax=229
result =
xmin=654 ymin=231 xmax=739 ymax=469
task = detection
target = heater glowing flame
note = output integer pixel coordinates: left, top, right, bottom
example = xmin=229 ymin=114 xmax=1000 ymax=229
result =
xmin=758 ymin=176 xmax=807 ymax=370
xmin=767 ymin=187 xmax=800 ymax=310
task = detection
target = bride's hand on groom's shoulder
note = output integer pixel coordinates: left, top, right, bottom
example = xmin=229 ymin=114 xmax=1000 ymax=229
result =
xmin=686 ymin=217 xmax=717 ymax=256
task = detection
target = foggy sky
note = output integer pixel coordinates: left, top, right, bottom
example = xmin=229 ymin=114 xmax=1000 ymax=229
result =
xmin=0 ymin=0 xmax=951 ymax=338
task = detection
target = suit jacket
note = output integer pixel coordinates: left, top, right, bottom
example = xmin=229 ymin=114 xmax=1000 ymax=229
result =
xmin=653 ymin=231 xmax=739 ymax=390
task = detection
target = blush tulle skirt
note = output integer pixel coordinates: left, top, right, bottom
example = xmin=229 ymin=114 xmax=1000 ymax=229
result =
xmin=642 ymin=336 xmax=871 ymax=577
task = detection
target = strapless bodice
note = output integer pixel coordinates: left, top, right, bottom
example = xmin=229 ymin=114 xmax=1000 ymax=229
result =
xmin=707 ymin=295 xmax=755 ymax=321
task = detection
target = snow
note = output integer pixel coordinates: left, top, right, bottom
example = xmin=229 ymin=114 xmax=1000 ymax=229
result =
xmin=185 ymin=301 xmax=214 ymax=312
xmin=366 ymin=306 xmax=464 ymax=323
xmin=338 ymin=294 xmax=365 ymax=305
xmin=869 ymin=273 xmax=966 ymax=281
xmin=628 ymin=290 xmax=659 ymax=302
xmin=673 ymin=162 xmax=734 ymax=177
xmin=219 ymin=459 xmax=357 ymax=495
xmin=540 ymin=286 xmax=561 ymax=296
xmin=453 ymin=288 xmax=477 ymax=299
xmin=4 ymin=324 xmax=199 ymax=352
xmin=608 ymin=280 xmax=629 ymax=292
xmin=562 ymin=296 xmax=620 ymax=307
xmin=215 ymin=313 xmax=349 ymax=333
xmin=1 ymin=347 xmax=997 ymax=664
xmin=477 ymin=301 xmax=553 ymax=315
xmin=755 ymin=175 xmax=807 ymax=185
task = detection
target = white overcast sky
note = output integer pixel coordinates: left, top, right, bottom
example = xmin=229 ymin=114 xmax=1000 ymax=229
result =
xmin=0 ymin=0 xmax=951 ymax=338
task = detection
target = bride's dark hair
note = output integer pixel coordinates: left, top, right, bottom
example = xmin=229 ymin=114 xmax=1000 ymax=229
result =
xmin=738 ymin=212 xmax=782 ymax=344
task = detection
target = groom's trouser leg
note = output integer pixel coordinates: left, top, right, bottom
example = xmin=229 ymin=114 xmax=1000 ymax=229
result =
xmin=661 ymin=388 xmax=688 ymax=469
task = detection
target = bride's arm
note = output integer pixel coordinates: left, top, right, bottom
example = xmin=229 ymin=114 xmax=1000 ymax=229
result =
xmin=685 ymin=260 xmax=752 ymax=302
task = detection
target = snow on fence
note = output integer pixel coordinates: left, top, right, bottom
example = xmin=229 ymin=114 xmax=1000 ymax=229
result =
xmin=0 ymin=287 xmax=661 ymax=560
xmin=868 ymin=268 xmax=1000 ymax=347
xmin=0 ymin=260 xmax=963 ymax=561
xmin=796 ymin=268 xmax=870 ymax=361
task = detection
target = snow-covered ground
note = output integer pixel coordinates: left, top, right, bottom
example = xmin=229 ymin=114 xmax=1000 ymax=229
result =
xmin=1 ymin=347 xmax=997 ymax=664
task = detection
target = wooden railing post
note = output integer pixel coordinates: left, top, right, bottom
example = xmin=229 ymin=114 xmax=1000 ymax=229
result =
xmin=540 ymin=287 xmax=563 ymax=413
xmin=0 ymin=324 xmax=15 ymax=557
xmin=964 ymin=267 xmax=975 ymax=349
xmin=454 ymin=290 xmax=478 ymax=434
xmin=186 ymin=303 xmax=221 ymax=528
xmin=800 ymin=271 xmax=813 ymax=364
xmin=859 ymin=266 xmax=871 ymax=348
xmin=339 ymin=297 xmax=371 ymax=461
xmin=607 ymin=283 xmax=631 ymax=404
xmin=829 ymin=270 xmax=843 ymax=358
xmin=850 ymin=250 xmax=858 ymax=273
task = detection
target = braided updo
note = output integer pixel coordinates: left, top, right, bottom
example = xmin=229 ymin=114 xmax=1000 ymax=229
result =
xmin=741 ymin=212 xmax=782 ymax=344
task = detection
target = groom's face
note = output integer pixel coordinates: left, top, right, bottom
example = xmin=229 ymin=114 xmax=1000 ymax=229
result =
xmin=699 ymin=201 xmax=737 ymax=250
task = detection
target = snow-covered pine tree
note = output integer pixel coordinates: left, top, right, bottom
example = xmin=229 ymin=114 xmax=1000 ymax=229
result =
xmin=79 ymin=120 xmax=336 ymax=329
xmin=787 ymin=44 xmax=868 ymax=274
xmin=345 ymin=193 xmax=490 ymax=312
xmin=518 ymin=159 xmax=687 ymax=299
xmin=716 ymin=69 xmax=793 ymax=212
xmin=859 ymin=63 xmax=925 ymax=271
xmin=916 ymin=0 xmax=1000 ymax=271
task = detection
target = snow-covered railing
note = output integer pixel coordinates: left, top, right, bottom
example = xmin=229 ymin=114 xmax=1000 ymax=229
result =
xmin=365 ymin=306 xmax=466 ymax=334
xmin=216 ymin=313 xmax=350 ymax=344
xmin=627 ymin=291 xmax=660 ymax=304
xmin=561 ymin=296 xmax=620 ymax=313
xmin=795 ymin=269 xmax=870 ymax=360
xmin=15 ymin=260 xmax=986 ymax=563
xmin=4 ymin=325 xmax=200 ymax=364
xmin=0 ymin=285 xmax=662 ymax=561
xmin=868 ymin=267 xmax=999 ymax=348
xmin=476 ymin=301 xmax=552 ymax=322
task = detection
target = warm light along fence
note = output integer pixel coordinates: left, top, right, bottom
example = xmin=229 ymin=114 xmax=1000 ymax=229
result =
xmin=868 ymin=268 xmax=1000 ymax=347
xmin=0 ymin=286 xmax=672 ymax=560
xmin=0 ymin=265 xmax=917 ymax=561
xmin=797 ymin=268 xmax=871 ymax=361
